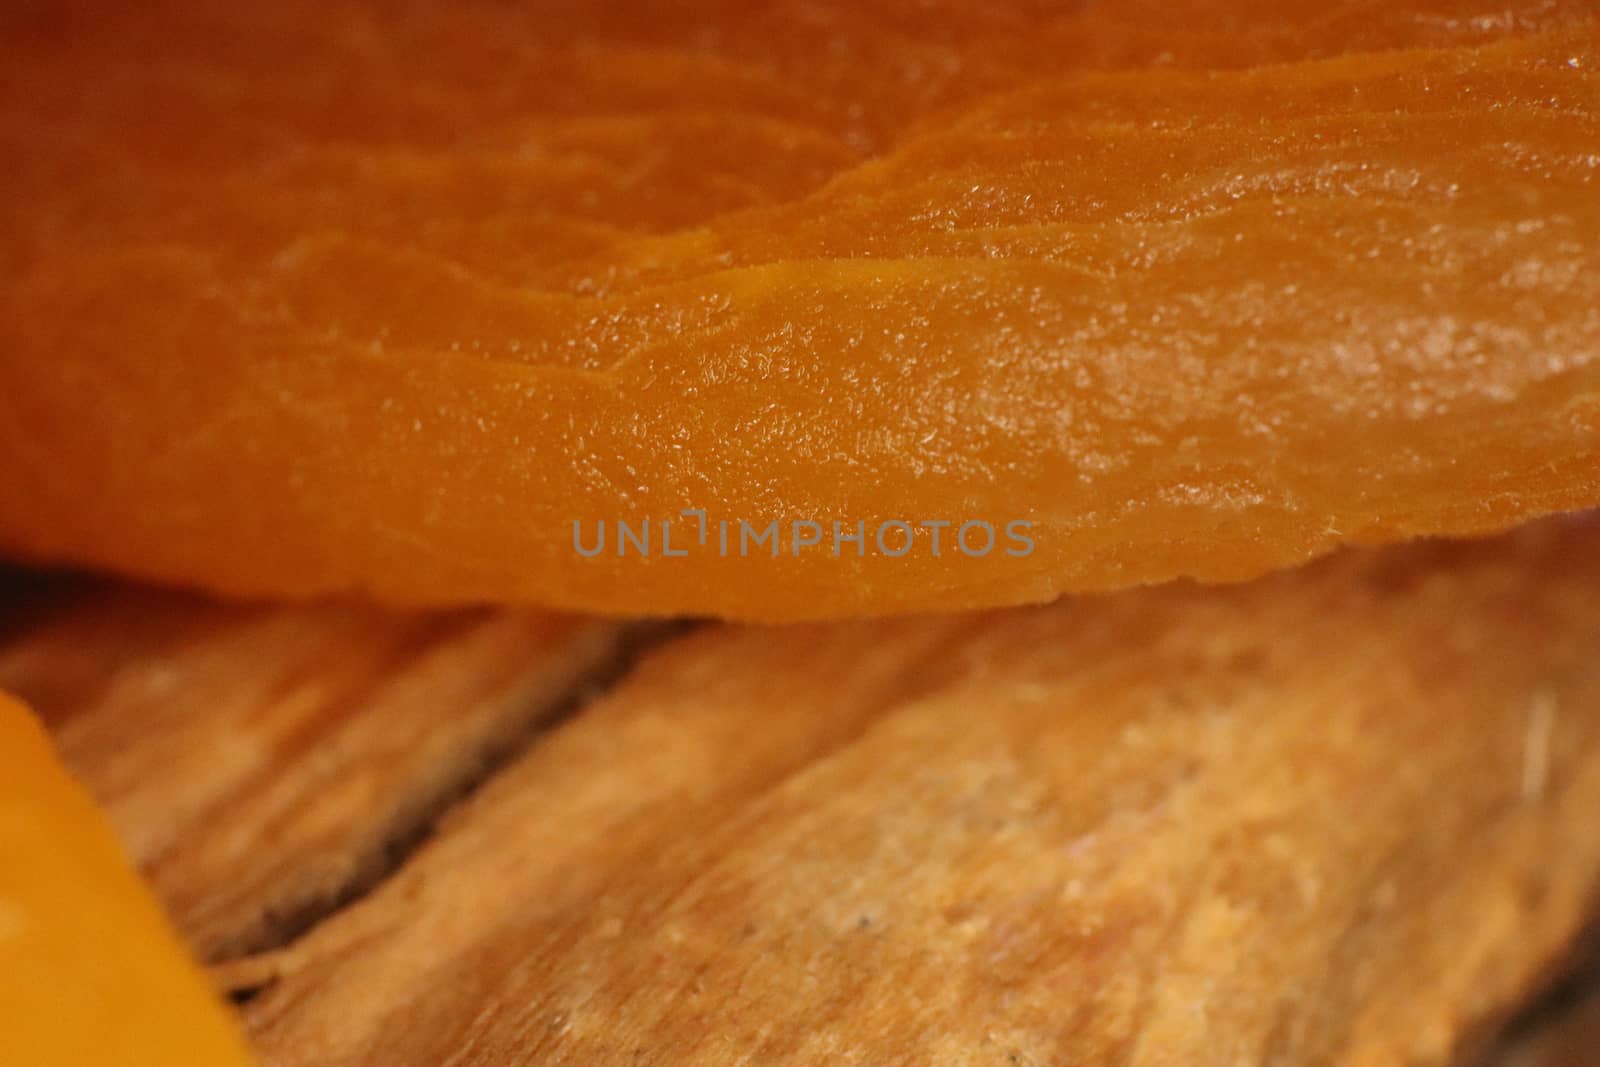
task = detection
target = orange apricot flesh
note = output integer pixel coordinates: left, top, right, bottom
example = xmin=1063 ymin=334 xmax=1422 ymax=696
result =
xmin=0 ymin=693 xmax=258 ymax=1067
xmin=0 ymin=1 xmax=1596 ymax=620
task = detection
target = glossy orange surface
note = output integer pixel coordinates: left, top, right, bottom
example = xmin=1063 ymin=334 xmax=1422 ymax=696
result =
xmin=0 ymin=693 xmax=257 ymax=1066
xmin=0 ymin=1 xmax=1596 ymax=619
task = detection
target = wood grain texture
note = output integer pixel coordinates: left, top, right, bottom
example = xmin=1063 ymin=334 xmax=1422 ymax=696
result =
xmin=0 ymin=583 xmax=637 ymax=960
xmin=6 ymin=527 xmax=1599 ymax=1062
xmin=227 ymin=522 xmax=1600 ymax=1066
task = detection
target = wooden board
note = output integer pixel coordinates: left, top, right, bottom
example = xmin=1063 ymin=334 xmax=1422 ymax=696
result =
xmin=0 ymin=582 xmax=644 ymax=960
xmin=3 ymin=524 xmax=1600 ymax=1064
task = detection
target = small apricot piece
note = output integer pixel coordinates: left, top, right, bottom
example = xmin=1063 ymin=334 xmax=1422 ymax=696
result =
xmin=0 ymin=693 xmax=257 ymax=1067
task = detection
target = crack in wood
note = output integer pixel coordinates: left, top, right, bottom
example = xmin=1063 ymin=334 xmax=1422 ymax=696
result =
xmin=224 ymin=618 xmax=695 ymax=977
xmin=240 ymin=525 xmax=1600 ymax=1066
xmin=0 ymin=582 xmax=694 ymax=966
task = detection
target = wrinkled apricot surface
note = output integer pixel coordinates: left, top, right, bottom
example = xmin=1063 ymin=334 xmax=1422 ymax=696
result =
xmin=0 ymin=693 xmax=257 ymax=1067
xmin=0 ymin=1 xmax=1597 ymax=619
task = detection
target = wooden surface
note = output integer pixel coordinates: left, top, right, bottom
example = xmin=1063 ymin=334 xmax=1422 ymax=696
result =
xmin=4 ymin=525 xmax=1600 ymax=1064
xmin=0 ymin=583 xmax=642 ymax=960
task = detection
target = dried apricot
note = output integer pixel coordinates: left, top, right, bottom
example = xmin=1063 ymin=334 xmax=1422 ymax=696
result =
xmin=0 ymin=1 xmax=1596 ymax=619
